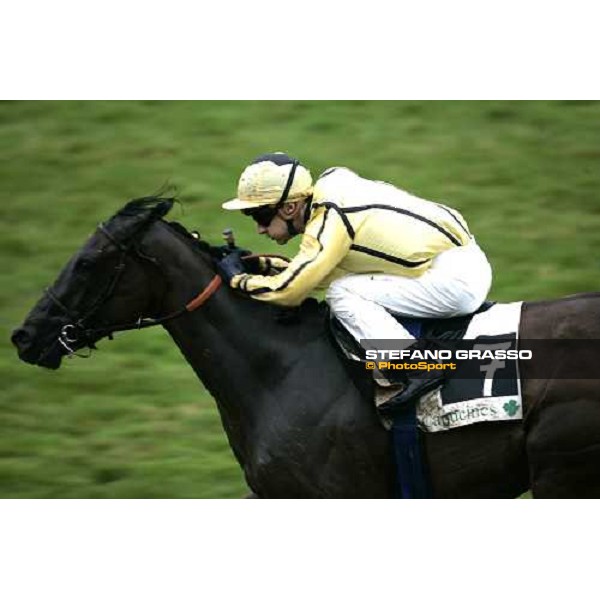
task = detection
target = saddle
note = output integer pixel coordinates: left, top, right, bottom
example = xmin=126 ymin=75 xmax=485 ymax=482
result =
xmin=328 ymin=301 xmax=496 ymax=364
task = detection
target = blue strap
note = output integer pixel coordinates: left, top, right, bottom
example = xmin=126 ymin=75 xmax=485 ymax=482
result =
xmin=398 ymin=317 xmax=422 ymax=339
xmin=392 ymin=404 xmax=432 ymax=499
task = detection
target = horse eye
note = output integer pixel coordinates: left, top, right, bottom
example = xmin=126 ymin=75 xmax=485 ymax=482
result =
xmin=77 ymin=258 xmax=94 ymax=271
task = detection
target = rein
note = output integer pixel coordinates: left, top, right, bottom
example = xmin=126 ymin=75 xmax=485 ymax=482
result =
xmin=77 ymin=273 xmax=223 ymax=339
xmin=45 ymin=223 xmax=222 ymax=358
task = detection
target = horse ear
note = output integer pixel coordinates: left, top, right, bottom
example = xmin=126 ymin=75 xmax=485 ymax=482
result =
xmin=111 ymin=196 xmax=176 ymax=240
xmin=150 ymin=199 xmax=174 ymax=220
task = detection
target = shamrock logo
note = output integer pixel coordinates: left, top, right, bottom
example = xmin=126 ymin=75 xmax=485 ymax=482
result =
xmin=503 ymin=400 xmax=519 ymax=417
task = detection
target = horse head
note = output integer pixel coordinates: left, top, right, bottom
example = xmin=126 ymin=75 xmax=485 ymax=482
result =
xmin=10 ymin=196 xmax=204 ymax=369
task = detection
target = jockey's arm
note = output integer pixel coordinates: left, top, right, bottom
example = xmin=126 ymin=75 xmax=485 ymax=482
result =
xmin=230 ymin=207 xmax=352 ymax=306
xmin=253 ymin=255 xmax=291 ymax=275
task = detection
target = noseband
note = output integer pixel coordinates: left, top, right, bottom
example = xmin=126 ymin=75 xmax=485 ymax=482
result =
xmin=45 ymin=223 xmax=222 ymax=358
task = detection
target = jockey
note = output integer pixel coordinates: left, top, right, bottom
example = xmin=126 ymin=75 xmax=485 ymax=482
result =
xmin=220 ymin=152 xmax=492 ymax=408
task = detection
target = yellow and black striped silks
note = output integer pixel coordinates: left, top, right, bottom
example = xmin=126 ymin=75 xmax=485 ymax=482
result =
xmin=230 ymin=167 xmax=472 ymax=306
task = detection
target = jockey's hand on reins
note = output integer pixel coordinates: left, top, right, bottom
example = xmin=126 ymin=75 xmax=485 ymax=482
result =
xmin=217 ymin=252 xmax=246 ymax=284
xmin=217 ymin=243 xmax=264 ymax=277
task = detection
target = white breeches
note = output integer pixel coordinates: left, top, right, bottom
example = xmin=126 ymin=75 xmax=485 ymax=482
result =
xmin=326 ymin=240 xmax=492 ymax=343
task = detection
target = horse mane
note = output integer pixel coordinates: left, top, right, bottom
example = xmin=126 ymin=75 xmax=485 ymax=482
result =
xmin=115 ymin=196 xmax=176 ymax=219
xmin=164 ymin=220 xmax=222 ymax=259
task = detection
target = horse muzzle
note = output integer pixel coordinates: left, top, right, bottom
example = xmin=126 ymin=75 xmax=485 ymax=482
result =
xmin=11 ymin=325 xmax=64 ymax=370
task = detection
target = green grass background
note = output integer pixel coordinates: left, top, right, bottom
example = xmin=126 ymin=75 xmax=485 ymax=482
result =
xmin=1 ymin=100 xmax=599 ymax=498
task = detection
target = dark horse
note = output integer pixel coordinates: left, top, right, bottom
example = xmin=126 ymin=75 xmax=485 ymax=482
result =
xmin=11 ymin=198 xmax=600 ymax=498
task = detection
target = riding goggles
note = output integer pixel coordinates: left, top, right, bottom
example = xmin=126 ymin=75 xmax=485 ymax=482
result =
xmin=242 ymin=204 xmax=279 ymax=227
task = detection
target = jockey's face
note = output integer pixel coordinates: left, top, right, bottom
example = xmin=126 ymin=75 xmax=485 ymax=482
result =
xmin=256 ymin=212 xmax=293 ymax=245
xmin=254 ymin=200 xmax=305 ymax=245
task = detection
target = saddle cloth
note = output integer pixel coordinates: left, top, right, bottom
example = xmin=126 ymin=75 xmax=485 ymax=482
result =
xmin=417 ymin=301 xmax=524 ymax=432
xmin=330 ymin=301 xmax=524 ymax=432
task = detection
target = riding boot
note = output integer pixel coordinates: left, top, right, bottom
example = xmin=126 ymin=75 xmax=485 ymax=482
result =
xmin=377 ymin=339 xmax=447 ymax=418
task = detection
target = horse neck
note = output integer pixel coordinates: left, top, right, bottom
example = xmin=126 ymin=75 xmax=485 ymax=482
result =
xmin=140 ymin=222 xmax=320 ymax=450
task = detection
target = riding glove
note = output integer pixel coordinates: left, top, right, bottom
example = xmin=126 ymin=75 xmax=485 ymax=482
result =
xmin=217 ymin=252 xmax=246 ymax=284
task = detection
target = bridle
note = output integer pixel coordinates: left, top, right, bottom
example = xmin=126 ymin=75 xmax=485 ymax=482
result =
xmin=44 ymin=222 xmax=222 ymax=358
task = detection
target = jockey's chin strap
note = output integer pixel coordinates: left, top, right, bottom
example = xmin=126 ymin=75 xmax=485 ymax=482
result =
xmin=277 ymin=159 xmax=301 ymax=238
xmin=284 ymin=192 xmax=312 ymax=238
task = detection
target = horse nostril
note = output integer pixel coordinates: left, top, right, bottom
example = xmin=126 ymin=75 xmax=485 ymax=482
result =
xmin=11 ymin=327 xmax=31 ymax=350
